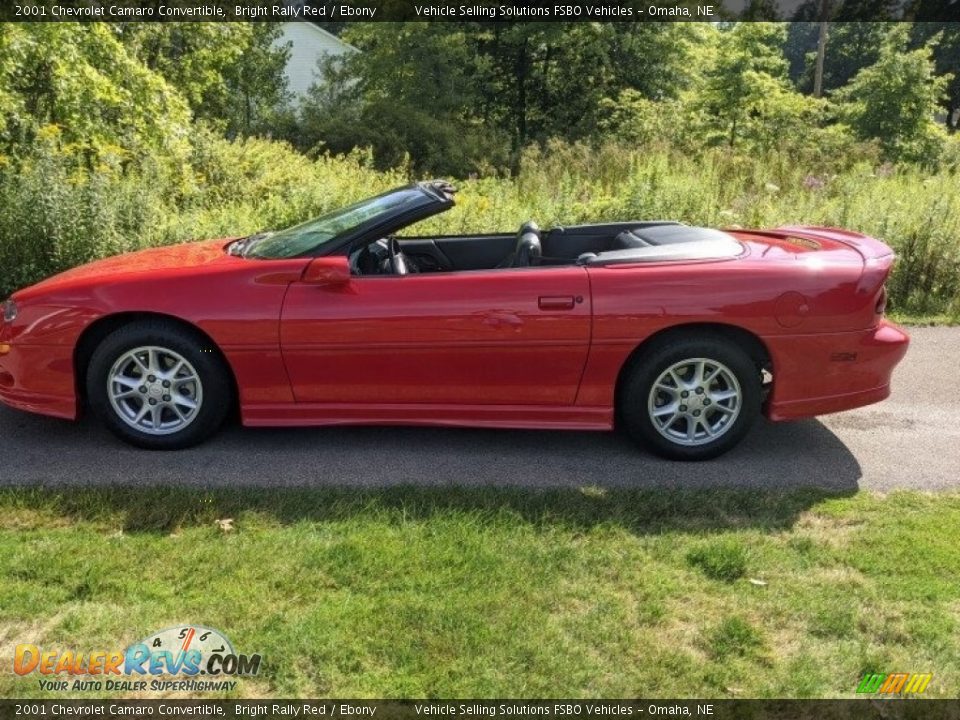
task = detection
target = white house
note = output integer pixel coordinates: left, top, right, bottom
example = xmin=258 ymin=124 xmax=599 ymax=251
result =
xmin=276 ymin=22 xmax=357 ymax=102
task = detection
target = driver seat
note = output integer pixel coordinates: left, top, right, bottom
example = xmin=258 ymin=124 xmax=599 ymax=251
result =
xmin=499 ymin=221 xmax=542 ymax=268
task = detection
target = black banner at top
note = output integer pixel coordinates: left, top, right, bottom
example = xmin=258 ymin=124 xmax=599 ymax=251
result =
xmin=1 ymin=0 xmax=958 ymax=23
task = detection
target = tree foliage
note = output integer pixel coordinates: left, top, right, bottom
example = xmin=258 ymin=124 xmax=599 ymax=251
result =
xmin=118 ymin=22 xmax=290 ymax=136
xmin=296 ymin=22 xmax=704 ymax=174
xmin=0 ymin=23 xmax=191 ymax=165
xmin=1 ymin=20 xmax=957 ymax=178
xmin=834 ymin=25 xmax=950 ymax=163
xmin=692 ymin=23 xmax=823 ymax=152
xmin=786 ymin=22 xmax=890 ymax=94
xmin=912 ymin=22 xmax=960 ymax=132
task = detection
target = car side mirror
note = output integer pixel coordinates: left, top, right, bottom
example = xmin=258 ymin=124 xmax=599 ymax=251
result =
xmin=302 ymin=256 xmax=352 ymax=286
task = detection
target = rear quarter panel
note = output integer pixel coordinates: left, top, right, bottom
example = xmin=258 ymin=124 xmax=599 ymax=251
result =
xmin=577 ymin=238 xmax=880 ymax=410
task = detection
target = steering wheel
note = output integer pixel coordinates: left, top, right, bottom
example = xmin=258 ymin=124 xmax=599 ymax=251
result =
xmin=388 ymin=236 xmax=409 ymax=276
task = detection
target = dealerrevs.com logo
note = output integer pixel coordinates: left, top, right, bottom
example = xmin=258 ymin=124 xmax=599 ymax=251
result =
xmin=14 ymin=625 xmax=262 ymax=693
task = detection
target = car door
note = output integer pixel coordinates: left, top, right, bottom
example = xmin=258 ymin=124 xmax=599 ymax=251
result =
xmin=280 ymin=266 xmax=592 ymax=406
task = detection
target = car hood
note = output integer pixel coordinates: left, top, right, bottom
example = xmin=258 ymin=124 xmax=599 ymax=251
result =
xmin=13 ymin=239 xmax=238 ymax=300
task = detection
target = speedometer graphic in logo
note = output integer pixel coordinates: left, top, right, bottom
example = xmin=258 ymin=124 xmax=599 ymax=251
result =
xmin=136 ymin=625 xmax=234 ymax=657
xmin=124 ymin=625 xmax=261 ymax=678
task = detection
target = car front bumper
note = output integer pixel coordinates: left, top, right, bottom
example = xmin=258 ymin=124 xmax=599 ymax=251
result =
xmin=0 ymin=341 xmax=78 ymax=420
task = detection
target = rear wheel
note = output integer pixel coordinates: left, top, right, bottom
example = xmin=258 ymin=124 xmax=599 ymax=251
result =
xmin=87 ymin=322 xmax=231 ymax=449
xmin=620 ymin=335 xmax=761 ymax=460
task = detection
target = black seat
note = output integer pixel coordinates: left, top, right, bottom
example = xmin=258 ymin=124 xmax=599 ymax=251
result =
xmin=499 ymin=221 xmax=542 ymax=268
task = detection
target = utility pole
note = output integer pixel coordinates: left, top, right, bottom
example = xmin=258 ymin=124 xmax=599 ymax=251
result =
xmin=813 ymin=0 xmax=831 ymax=98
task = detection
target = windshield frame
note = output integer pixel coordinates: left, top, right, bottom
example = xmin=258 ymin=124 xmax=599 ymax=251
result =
xmin=241 ymin=183 xmax=453 ymax=260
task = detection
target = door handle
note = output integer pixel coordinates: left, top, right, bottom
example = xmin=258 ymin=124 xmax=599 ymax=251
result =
xmin=538 ymin=295 xmax=576 ymax=311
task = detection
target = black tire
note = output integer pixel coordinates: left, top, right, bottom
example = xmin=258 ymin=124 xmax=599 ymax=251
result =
xmin=86 ymin=321 xmax=232 ymax=450
xmin=619 ymin=334 xmax=762 ymax=461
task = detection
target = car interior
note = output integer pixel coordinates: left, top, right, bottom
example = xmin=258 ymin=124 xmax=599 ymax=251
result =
xmin=349 ymin=221 xmax=744 ymax=276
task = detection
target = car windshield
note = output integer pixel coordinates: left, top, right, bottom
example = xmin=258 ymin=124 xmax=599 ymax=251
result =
xmin=243 ymin=187 xmax=429 ymax=259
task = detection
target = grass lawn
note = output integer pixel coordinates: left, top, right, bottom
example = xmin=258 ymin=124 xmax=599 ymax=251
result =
xmin=891 ymin=311 xmax=960 ymax=327
xmin=0 ymin=486 xmax=957 ymax=699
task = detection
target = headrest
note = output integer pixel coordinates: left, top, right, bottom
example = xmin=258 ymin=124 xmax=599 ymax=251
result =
xmin=519 ymin=221 xmax=541 ymax=239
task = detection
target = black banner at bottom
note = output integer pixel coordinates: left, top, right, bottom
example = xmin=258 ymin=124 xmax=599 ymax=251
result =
xmin=1 ymin=700 xmax=959 ymax=720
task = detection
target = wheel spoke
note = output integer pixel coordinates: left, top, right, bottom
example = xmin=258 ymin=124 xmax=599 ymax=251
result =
xmin=133 ymin=402 xmax=149 ymax=424
xmin=131 ymin=353 xmax=149 ymax=374
xmin=163 ymin=359 xmax=185 ymax=380
xmin=710 ymin=389 xmax=738 ymax=402
xmin=652 ymin=403 xmax=679 ymax=418
xmin=693 ymin=361 xmax=705 ymax=385
xmin=172 ymin=393 xmax=197 ymax=410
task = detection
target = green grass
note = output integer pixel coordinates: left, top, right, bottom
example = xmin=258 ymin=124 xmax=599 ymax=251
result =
xmin=0 ymin=487 xmax=958 ymax=699
xmin=686 ymin=538 xmax=749 ymax=582
xmin=890 ymin=311 xmax=960 ymax=327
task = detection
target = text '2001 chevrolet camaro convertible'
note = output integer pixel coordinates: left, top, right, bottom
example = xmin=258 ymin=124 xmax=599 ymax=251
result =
xmin=0 ymin=181 xmax=908 ymax=460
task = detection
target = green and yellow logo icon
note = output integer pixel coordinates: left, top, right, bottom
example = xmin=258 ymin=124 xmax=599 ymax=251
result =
xmin=856 ymin=672 xmax=932 ymax=695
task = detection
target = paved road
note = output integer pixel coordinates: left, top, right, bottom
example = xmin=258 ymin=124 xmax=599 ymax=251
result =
xmin=0 ymin=327 xmax=956 ymax=491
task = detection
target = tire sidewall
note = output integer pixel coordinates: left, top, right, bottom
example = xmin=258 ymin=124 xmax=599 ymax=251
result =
xmin=620 ymin=336 xmax=761 ymax=461
xmin=87 ymin=323 xmax=231 ymax=450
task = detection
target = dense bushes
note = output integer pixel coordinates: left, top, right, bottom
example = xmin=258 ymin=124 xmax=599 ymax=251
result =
xmin=2 ymin=132 xmax=958 ymax=320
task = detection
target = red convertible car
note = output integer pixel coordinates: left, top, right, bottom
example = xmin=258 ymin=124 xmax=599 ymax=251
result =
xmin=0 ymin=181 xmax=908 ymax=459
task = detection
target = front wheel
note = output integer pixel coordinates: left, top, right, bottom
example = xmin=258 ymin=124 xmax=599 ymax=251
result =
xmin=87 ymin=322 xmax=232 ymax=449
xmin=619 ymin=336 xmax=762 ymax=461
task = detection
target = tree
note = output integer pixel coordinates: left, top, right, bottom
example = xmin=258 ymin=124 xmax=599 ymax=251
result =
xmin=221 ymin=24 xmax=291 ymax=136
xmin=299 ymin=22 xmax=504 ymax=175
xmin=118 ymin=23 xmax=290 ymax=136
xmin=786 ymin=22 xmax=893 ymax=94
xmin=912 ymin=22 xmax=960 ymax=132
xmin=299 ymin=22 xmax=703 ymax=174
xmin=0 ymin=24 xmax=191 ymax=164
xmin=834 ymin=25 xmax=950 ymax=162
xmin=696 ymin=23 xmax=820 ymax=150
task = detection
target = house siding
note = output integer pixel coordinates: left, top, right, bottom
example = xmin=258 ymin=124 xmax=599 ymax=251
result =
xmin=277 ymin=22 xmax=355 ymax=101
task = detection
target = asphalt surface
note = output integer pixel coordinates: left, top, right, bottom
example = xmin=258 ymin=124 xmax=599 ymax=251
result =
xmin=0 ymin=327 xmax=956 ymax=492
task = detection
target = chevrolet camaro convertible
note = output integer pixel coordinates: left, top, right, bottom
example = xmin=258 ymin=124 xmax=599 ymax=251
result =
xmin=0 ymin=181 xmax=909 ymax=459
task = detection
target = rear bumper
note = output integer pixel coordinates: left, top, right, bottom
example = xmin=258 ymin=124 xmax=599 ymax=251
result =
xmin=0 ymin=343 xmax=78 ymax=420
xmin=766 ymin=320 xmax=909 ymax=421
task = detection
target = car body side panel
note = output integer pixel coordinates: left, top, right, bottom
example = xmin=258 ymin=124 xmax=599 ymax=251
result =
xmin=577 ymin=236 xmax=905 ymax=421
xmin=1 ymin=243 xmax=310 ymax=418
xmin=279 ymin=267 xmax=592 ymax=406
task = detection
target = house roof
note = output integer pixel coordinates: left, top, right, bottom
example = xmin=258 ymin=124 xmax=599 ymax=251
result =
xmin=278 ymin=21 xmax=359 ymax=54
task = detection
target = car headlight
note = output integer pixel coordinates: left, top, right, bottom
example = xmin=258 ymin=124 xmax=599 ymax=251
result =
xmin=2 ymin=299 xmax=17 ymax=323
